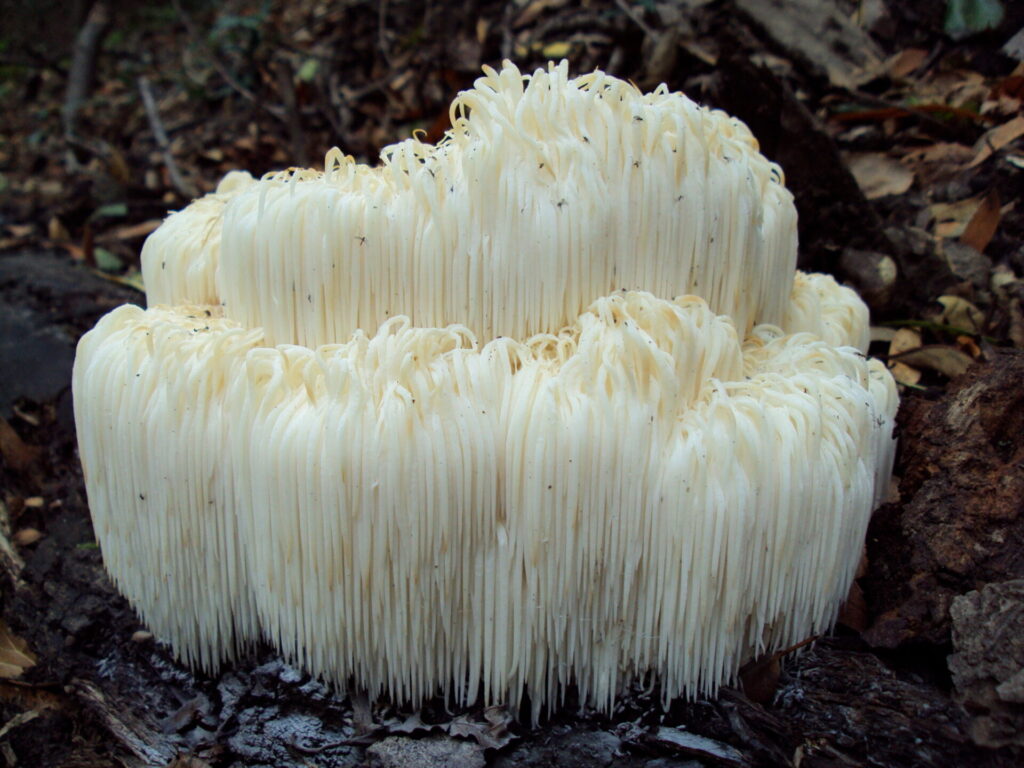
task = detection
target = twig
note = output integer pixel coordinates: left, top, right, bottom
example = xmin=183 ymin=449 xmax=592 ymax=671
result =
xmin=137 ymin=75 xmax=197 ymax=199
xmin=63 ymin=1 xmax=110 ymax=139
xmin=170 ymin=0 xmax=287 ymax=123
xmin=378 ymin=0 xmax=393 ymax=65
xmin=835 ymin=88 xmax=988 ymax=142
xmin=613 ymin=0 xmax=656 ymax=38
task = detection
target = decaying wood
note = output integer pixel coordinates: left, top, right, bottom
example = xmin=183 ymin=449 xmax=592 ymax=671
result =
xmin=732 ymin=0 xmax=884 ymax=89
xmin=69 ymin=679 xmax=177 ymax=766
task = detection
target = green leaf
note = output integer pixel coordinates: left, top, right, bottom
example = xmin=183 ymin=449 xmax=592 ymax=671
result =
xmin=945 ymin=0 xmax=1005 ymax=39
xmin=91 ymin=202 xmax=128 ymax=220
xmin=297 ymin=58 xmax=319 ymax=83
xmin=93 ymin=247 xmax=124 ymax=273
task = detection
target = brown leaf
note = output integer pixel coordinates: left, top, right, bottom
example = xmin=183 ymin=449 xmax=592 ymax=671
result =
xmin=968 ymin=115 xmax=1024 ymax=168
xmin=937 ymin=295 xmax=985 ymax=333
xmin=739 ymin=653 xmax=781 ymax=705
xmin=993 ymin=75 xmax=1024 ymax=101
xmin=12 ymin=529 xmax=41 ymax=547
xmin=47 ymin=216 xmax=70 ymax=242
xmin=889 ymin=327 xmax=922 ymax=355
xmin=846 ymin=152 xmax=914 ymax=199
xmin=447 ymin=707 xmax=516 ymax=750
xmin=0 ymin=417 xmax=41 ymax=474
xmin=888 ymin=328 xmax=924 ymax=384
xmin=956 ymin=335 xmax=982 ymax=359
xmin=930 ymin=194 xmax=986 ymax=238
xmin=903 ymin=142 xmax=975 ymax=166
xmin=887 ymin=48 xmax=928 ymax=79
xmin=0 ymin=622 xmax=36 ymax=680
xmin=959 ymin=189 xmax=1001 ymax=254
xmin=890 ymin=361 xmax=922 ymax=385
xmin=892 ymin=345 xmax=975 ymax=378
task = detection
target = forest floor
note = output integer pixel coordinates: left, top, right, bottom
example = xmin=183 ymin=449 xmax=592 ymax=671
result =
xmin=1 ymin=1 xmax=1023 ymax=766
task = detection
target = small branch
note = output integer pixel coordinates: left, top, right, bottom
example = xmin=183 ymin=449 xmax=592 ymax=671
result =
xmin=63 ymin=1 xmax=111 ymax=139
xmin=378 ymin=0 xmax=393 ymax=65
xmin=137 ymin=75 xmax=197 ymax=199
xmin=614 ymin=0 xmax=656 ymax=38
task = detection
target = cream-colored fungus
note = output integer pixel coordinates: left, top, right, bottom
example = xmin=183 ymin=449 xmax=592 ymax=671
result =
xmin=144 ymin=61 xmax=797 ymax=348
xmin=73 ymin=61 xmax=897 ymax=720
xmin=140 ymin=170 xmax=255 ymax=307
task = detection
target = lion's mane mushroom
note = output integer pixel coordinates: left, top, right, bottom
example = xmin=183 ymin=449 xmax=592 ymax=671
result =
xmin=73 ymin=61 xmax=897 ymax=719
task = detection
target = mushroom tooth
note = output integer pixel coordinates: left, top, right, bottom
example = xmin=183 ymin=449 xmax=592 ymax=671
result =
xmin=73 ymin=290 xmax=897 ymax=719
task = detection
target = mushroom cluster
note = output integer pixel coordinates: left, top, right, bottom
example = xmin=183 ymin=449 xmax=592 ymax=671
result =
xmin=74 ymin=62 xmax=897 ymax=718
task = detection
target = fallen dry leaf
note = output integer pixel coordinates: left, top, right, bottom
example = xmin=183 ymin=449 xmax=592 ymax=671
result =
xmin=937 ymin=295 xmax=985 ymax=333
xmin=968 ymin=115 xmax=1024 ymax=168
xmin=4 ymin=224 xmax=33 ymax=238
xmin=956 ymin=335 xmax=982 ymax=359
xmin=901 ymin=143 xmax=976 ymax=186
xmin=892 ymin=345 xmax=974 ymax=378
xmin=739 ymin=652 xmax=781 ymax=705
xmin=889 ymin=327 xmax=922 ymax=355
xmin=887 ymin=47 xmax=928 ymax=79
xmin=12 ymin=529 xmax=41 ymax=547
xmin=930 ymin=194 xmax=986 ymax=238
xmin=890 ymin=361 xmax=922 ymax=385
xmin=959 ymin=189 xmax=1001 ymax=254
xmin=904 ymin=143 xmax=976 ymax=165
xmin=47 ymin=216 xmax=70 ymax=242
xmin=846 ymin=152 xmax=914 ymax=199
xmin=888 ymin=328 xmax=923 ymax=385
xmin=0 ymin=417 xmax=41 ymax=474
xmin=0 ymin=622 xmax=36 ymax=680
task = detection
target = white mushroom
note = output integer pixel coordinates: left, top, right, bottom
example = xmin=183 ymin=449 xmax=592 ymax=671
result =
xmin=73 ymin=61 xmax=897 ymax=720
xmin=140 ymin=170 xmax=255 ymax=307
xmin=145 ymin=62 xmax=797 ymax=348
